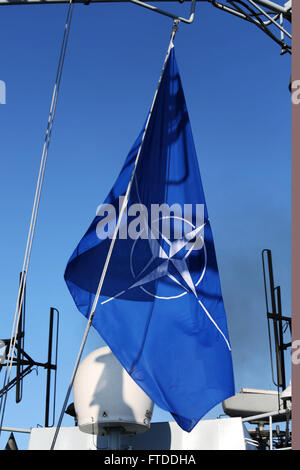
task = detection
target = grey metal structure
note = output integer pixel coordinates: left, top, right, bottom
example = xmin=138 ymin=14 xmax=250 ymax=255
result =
xmin=0 ymin=0 xmax=292 ymax=53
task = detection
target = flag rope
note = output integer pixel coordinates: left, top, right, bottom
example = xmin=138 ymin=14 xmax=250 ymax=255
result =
xmin=49 ymin=19 xmax=180 ymax=450
xmin=0 ymin=0 xmax=75 ymax=436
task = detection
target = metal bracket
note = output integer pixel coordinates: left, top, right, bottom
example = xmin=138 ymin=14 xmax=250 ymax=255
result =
xmin=211 ymin=0 xmax=292 ymax=54
xmin=0 ymin=0 xmax=197 ymax=25
xmin=128 ymin=0 xmax=196 ymax=24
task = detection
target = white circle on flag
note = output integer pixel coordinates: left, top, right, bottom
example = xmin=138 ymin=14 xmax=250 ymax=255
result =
xmin=129 ymin=215 xmax=207 ymax=300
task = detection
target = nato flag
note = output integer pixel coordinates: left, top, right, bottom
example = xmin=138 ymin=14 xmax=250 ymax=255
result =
xmin=64 ymin=47 xmax=234 ymax=432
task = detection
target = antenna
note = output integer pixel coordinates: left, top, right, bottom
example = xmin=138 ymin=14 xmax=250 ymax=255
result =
xmin=45 ymin=308 xmax=59 ymax=428
xmin=0 ymin=274 xmax=59 ymax=427
xmin=262 ymin=249 xmax=291 ymax=392
xmin=16 ymin=272 xmax=26 ymax=403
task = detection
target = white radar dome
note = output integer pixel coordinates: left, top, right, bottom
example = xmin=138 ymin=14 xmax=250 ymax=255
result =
xmin=73 ymin=346 xmax=154 ymax=435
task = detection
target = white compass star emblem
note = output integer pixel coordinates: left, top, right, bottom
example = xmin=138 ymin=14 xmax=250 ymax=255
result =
xmin=101 ymin=216 xmax=231 ymax=350
xmin=129 ymin=220 xmax=206 ymax=300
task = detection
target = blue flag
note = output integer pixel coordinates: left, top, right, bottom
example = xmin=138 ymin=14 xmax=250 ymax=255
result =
xmin=65 ymin=47 xmax=234 ymax=432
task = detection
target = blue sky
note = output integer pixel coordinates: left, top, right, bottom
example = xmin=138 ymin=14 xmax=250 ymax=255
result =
xmin=0 ymin=2 xmax=291 ymax=449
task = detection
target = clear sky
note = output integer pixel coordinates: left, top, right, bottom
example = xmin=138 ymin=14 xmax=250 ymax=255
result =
xmin=0 ymin=1 xmax=291 ymax=449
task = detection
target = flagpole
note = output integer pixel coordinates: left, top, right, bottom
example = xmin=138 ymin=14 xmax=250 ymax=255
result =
xmin=49 ymin=20 xmax=180 ymax=450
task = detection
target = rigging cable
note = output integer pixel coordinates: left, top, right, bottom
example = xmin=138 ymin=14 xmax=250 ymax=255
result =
xmin=0 ymin=0 xmax=75 ymax=436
